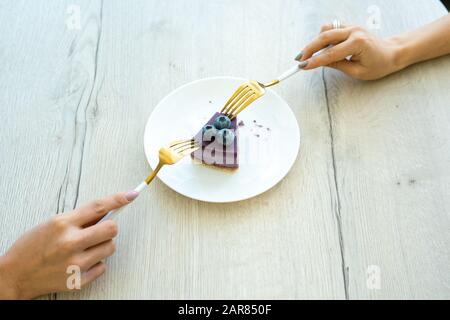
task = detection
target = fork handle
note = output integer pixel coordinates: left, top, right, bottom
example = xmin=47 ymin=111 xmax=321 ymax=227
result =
xmin=97 ymin=162 xmax=164 ymax=223
xmin=97 ymin=182 xmax=148 ymax=223
xmin=277 ymin=64 xmax=303 ymax=82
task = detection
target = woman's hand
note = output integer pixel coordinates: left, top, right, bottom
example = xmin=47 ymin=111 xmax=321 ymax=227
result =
xmin=297 ymin=15 xmax=450 ymax=80
xmin=297 ymin=24 xmax=404 ymax=80
xmin=0 ymin=191 xmax=138 ymax=299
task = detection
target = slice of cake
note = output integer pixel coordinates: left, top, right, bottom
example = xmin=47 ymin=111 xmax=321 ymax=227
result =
xmin=191 ymin=112 xmax=239 ymax=169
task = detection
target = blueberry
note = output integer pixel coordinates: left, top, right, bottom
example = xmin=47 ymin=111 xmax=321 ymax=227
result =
xmin=202 ymin=125 xmax=217 ymax=141
xmin=213 ymin=115 xmax=232 ymax=130
xmin=216 ymin=129 xmax=235 ymax=146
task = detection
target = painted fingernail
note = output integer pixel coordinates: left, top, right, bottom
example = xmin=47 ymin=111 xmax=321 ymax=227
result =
xmin=298 ymin=60 xmax=308 ymax=69
xmin=125 ymin=190 xmax=139 ymax=201
xmin=295 ymin=51 xmax=304 ymax=61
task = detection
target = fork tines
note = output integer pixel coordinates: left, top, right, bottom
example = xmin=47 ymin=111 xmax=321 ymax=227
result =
xmin=168 ymin=139 xmax=199 ymax=153
xmin=221 ymin=81 xmax=264 ymax=120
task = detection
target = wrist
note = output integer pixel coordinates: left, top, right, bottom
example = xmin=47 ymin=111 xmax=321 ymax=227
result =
xmin=0 ymin=254 xmax=20 ymax=299
xmin=388 ymin=34 xmax=419 ymax=71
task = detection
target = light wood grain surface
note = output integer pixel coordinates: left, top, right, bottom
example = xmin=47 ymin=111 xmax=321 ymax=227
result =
xmin=0 ymin=0 xmax=448 ymax=299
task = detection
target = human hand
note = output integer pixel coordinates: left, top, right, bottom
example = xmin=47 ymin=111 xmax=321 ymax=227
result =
xmin=0 ymin=191 xmax=138 ymax=299
xmin=297 ymin=24 xmax=405 ymax=80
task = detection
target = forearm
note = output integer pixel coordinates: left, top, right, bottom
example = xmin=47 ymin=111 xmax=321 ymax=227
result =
xmin=0 ymin=255 xmax=19 ymax=299
xmin=391 ymin=14 xmax=450 ymax=69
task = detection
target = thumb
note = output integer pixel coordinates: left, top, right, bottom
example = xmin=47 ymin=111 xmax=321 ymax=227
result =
xmin=327 ymin=60 xmax=361 ymax=78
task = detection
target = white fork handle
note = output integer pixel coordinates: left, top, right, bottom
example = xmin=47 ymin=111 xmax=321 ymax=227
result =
xmin=277 ymin=65 xmax=303 ymax=82
xmin=97 ymin=182 xmax=148 ymax=223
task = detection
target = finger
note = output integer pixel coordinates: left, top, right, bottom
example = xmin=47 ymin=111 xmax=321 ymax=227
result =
xmin=78 ymin=219 xmax=118 ymax=248
xmin=295 ymin=24 xmax=353 ymax=62
xmin=79 ymin=240 xmax=116 ymax=270
xmin=303 ymin=41 xmax=355 ymax=70
xmin=294 ymin=51 xmax=304 ymax=61
xmin=81 ymin=262 xmax=106 ymax=287
xmin=295 ymin=24 xmax=351 ymax=62
xmin=301 ymin=28 xmax=352 ymax=61
xmin=320 ymin=23 xmax=334 ymax=33
xmin=327 ymin=60 xmax=361 ymax=78
xmin=69 ymin=191 xmax=138 ymax=226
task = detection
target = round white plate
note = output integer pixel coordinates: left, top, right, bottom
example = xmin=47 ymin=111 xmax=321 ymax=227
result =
xmin=144 ymin=77 xmax=300 ymax=203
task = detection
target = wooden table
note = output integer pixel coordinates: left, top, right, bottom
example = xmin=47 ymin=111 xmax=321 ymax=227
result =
xmin=1 ymin=0 xmax=449 ymax=300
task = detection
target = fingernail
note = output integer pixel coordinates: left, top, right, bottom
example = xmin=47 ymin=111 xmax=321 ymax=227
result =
xmin=294 ymin=51 xmax=304 ymax=61
xmin=125 ymin=190 xmax=139 ymax=201
xmin=298 ymin=60 xmax=308 ymax=69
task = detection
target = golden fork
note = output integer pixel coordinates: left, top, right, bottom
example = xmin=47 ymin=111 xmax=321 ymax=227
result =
xmin=98 ymin=139 xmax=200 ymax=222
xmin=221 ymin=64 xmax=305 ymax=120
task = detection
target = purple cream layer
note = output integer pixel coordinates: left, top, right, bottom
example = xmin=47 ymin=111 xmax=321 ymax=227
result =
xmin=191 ymin=112 xmax=239 ymax=168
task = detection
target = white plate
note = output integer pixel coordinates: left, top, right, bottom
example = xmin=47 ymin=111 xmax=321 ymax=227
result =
xmin=144 ymin=77 xmax=300 ymax=203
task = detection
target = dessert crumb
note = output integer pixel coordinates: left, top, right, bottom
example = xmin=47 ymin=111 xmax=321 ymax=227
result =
xmin=255 ymin=134 xmax=260 ymax=138
xmin=209 ymin=100 xmax=212 ymax=104
xmin=238 ymin=120 xmax=245 ymax=126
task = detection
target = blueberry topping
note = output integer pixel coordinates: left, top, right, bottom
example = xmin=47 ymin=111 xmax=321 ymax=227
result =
xmin=216 ymin=129 xmax=235 ymax=146
xmin=202 ymin=125 xmax=217 ymax=141
xmin=213 ymin=115 xmax=232 ymax=130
